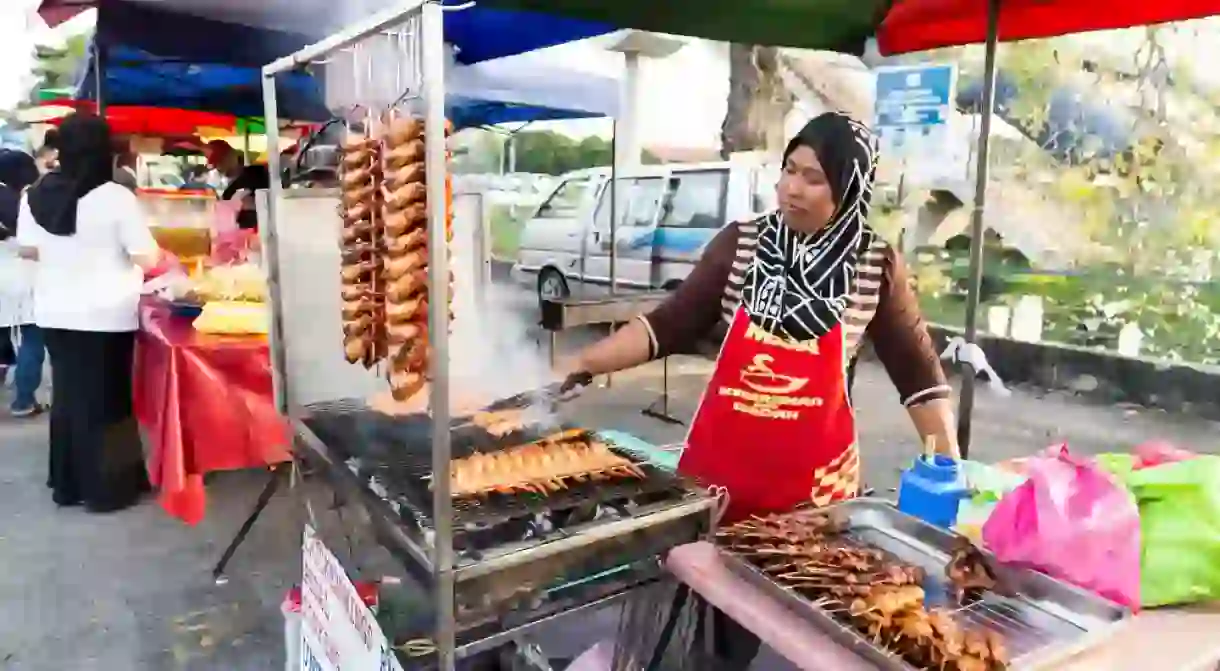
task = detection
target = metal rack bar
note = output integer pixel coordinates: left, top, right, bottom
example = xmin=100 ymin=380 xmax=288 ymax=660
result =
xmin=262 ymin=0 xmax=427 ymax=77
xmin=419 ymin=3 xmax=457 ymax=667
xmin=260 ymin=86 xmax=289 ymax=414
xmin=261 ymin=1 xmax=459 ymax=667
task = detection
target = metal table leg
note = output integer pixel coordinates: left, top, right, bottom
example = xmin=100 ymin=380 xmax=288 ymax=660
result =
xmin=212 ymin=466 xmax=285 ymax=584
xmin=642 ymin=357 xmax=685 ymax=426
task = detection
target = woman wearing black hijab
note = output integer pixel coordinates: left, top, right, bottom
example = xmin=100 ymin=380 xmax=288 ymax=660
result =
xmin=547 ymin=114 xmax=956 ymax=665
xmin=17 ymin=113 xmax=161 ymax=512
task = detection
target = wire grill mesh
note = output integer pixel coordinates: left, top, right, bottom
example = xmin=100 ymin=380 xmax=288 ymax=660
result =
xmin=301 ymin=398 xmax=692 ymax=532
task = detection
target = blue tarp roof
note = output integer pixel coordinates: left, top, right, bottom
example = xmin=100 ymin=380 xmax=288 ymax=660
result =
xmin=75 ymin=0 xmax=615 ymax=123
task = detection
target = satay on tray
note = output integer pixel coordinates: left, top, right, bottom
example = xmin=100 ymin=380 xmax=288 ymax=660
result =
xmin=718 ymin=511 xmax=1010 ymax=671
xmin=438 ymin=429 xmax=646 ymax=498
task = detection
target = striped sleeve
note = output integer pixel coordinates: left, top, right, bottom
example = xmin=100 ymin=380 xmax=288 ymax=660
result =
xmin=640 ymin=222 xmax=740 ymax=359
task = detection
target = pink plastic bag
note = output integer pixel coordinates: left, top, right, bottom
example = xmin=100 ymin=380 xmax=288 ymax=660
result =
xmin=144 ymin=251 xmax=181 ymax=281
xmin=1133 ymin=440 xmax=1197 ymax=469
xmin=982 ymin=445 xmax=1141 ymax=610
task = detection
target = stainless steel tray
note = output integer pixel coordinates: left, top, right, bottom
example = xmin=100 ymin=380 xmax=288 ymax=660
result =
xmin=720 ymin=498 xmax=1132 ymax=670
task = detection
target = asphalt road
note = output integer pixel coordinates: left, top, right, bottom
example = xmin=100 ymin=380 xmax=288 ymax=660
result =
xmin=1 ymin=281 xmax=1216 ymax=670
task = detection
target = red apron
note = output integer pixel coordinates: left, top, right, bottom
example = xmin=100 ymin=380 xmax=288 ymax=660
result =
xmin=679 ymin=308 xmax=858 ymax=523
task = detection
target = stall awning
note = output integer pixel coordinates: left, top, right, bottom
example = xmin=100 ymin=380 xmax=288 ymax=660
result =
xmin=40 ymin=0 xmax=614 ymax=64
xmin=64 ymin=0 xmax=618 ymax=123
xmin=877 ymin=0 xmax=1220 ymax=55
xmin=471 ymin=0 xmax=1220 ymax=56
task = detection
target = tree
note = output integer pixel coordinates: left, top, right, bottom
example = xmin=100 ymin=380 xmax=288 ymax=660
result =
xmin=910 ymin=26 xmax=1220 ymax=363
xmin=29 ymin=34 xmax=90 ymax=103
xmin=503 ymin=131 xmax=616 ymax=175
xmin=720 ymin=44 xmax=791 ymax=158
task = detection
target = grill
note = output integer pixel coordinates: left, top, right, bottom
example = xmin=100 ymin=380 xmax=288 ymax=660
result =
xmin=300 ymin=398 xmax=699 ymax=560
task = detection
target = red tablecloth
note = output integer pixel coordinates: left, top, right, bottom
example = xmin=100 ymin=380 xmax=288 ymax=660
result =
xmin=134 ymin=298 xmax=290 ymax=524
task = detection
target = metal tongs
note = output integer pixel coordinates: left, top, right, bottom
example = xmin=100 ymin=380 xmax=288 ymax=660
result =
xmin=481 ymin=371 xmax=595 ymax=413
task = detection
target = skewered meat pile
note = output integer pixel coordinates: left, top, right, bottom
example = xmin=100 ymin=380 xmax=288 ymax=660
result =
xmin=380 ymin=116 xmax=454 ymax=401
xmin=467 ymin=409 xmax=528 ymax=438
xmin=340 ymin=132 xmax=384 ymax=367
xmin=445 ymin=429 xmax=646 ymax=497
xmin=946 ymin=536 xmax=1008 ymax=603
xmin=718 ymin=512 xmax=1009 ymax=671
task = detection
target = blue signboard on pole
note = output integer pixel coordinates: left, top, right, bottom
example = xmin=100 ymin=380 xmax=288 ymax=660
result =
xmin=875 ymin=64 xmax=956 ymax=129
xmin=873 ymin=63 xmax=963 ymax=187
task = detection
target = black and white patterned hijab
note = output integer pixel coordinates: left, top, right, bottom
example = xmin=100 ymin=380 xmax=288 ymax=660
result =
xmin=741 ymin=112 xmax=878 ymax=342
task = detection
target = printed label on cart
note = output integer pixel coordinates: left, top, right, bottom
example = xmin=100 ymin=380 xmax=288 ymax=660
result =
xmin=301 ymin=525 xmax=404 ymax=671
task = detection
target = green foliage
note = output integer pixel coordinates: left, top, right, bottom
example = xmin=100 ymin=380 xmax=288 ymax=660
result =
xmin=453 ymin=129 xmax=662 ymax=177
xmin=30 ymin=35 xmax=89 ymax=99
xmin=906 ymin=26 xmax=1220 ymax=365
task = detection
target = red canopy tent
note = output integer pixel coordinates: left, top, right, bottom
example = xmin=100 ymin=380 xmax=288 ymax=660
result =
xmin=878 ymin=0 xmax=1220 ymax=54
xmin=39 ymin=100 xmax=240 ymax=137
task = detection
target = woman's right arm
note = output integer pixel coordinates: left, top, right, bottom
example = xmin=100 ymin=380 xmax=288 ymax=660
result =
xmin=567 ymin=223 xmax=739 ymax=376
xmin=15 ymin=197 xmax=38 ymax=261
xmin=115 ymin=189 xmax=161 ymax=271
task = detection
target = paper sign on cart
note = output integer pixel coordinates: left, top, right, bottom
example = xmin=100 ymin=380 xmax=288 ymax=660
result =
xmin=300 ymin=525 xmax=405 ymax=671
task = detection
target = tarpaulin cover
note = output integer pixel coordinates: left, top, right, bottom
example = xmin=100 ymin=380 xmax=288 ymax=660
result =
xmin=39 ymin=100 xmax=242 ymax=137
xmin=72 ymin=0 xmax=615 ymax=123
xmin=45 ymin=0 xmax=1220 ymax=60
xmin=41 ymin=0 xmax=614 ymax=65
xmin=878 ymin=0 xmax=1220 ymax=55
xmin=134 ymin=298 xmax=290 ymax=525
xmin=73 ymin=1 xmax=329 ymax=120
xmin=477 ymin=0 xmax=1220 ymax=57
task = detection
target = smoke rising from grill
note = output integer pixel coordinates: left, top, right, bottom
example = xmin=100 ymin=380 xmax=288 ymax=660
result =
xmin=446 ymin=193 xmax=557 ymax=415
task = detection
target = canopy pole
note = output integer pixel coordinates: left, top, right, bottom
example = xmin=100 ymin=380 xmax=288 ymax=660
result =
xmin=609 ymin=119 xmax=618 ymax=295
xmin=94 ymin=41 xmax=107 ymax=116
xmin=955 ymin=0 xmax=1001 ymax=458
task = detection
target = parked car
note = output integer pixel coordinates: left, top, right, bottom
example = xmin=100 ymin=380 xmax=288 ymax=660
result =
xmin=511 ymin=160 xmax=778 ymax=303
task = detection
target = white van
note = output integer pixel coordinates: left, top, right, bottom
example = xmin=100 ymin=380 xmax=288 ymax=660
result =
xmin=511 ymin=160 xmax=779 ymax=303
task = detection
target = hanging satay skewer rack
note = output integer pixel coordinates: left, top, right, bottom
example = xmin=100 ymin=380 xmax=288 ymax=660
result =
xmin=258 ymin=4 xmax=714 ymax=668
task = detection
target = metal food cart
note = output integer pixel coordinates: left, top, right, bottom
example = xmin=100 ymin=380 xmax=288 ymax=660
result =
xmin=257 ymin=2 xmax=713 ymax=668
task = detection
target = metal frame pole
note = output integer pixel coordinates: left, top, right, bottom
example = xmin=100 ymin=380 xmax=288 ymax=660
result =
xmin=608 ymin=120 xmax=618 ymax=295
xmin=956 ymin=0 xmax=1002 ymax=458
xmin=421 ymin=3 xmax=456 ymax=669
xmin=263 ymin=0 xmax=427 ymax=76
xmin=94 ymin=40 xmax=107 ymax=116
xmin=260 ymin=73 xmax=289 ymax=415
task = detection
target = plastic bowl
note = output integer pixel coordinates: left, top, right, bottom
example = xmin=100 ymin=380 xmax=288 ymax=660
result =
xmin=169 ymin=301 xmax=204 ymax=319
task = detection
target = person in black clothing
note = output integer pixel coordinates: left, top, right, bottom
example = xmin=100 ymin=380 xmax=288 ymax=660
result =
xmin=205 ymin=140 xmax=269 ymax=230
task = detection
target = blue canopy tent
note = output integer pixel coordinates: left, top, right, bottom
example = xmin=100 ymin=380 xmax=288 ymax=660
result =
xmin=71 ymin=0 xmax=616 ymax=123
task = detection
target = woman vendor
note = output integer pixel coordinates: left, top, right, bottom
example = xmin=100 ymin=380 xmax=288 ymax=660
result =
xmin=560 ymin=111 xmax=956 ymax=667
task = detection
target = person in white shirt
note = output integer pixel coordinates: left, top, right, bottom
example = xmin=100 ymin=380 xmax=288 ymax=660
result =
xmin=0 ymin=149 xmax=46 ymax=417
xmin=17 ymin=113 xmax=161 ymax=512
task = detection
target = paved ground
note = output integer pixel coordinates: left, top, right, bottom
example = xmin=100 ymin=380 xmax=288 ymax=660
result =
xmin=2 ymin=285 xmax=1218 ymax=670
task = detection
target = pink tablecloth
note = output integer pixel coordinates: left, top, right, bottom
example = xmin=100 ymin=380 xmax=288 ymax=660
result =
xmin=133 ymin=298 xmax=290 ymax=524
xmin=665 ymin=542 xmax=1220 ymax=671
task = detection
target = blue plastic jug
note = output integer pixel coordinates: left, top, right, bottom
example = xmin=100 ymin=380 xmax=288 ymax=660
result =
xmin=897 ymin=455 xmax=971 ymax=529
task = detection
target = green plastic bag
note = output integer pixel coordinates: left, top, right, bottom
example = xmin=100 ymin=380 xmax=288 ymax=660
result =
xmin=1094 ymin=453 xmax=1137 ymax=483
xmin=1124 ymin=456 xmax=1220 ymax=607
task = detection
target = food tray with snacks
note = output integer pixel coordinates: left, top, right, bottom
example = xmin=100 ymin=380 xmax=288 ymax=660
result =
xmin=717 ymin=499 xmax=1131 ymax=671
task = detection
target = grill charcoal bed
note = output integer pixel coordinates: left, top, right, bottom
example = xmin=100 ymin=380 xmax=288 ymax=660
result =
xmin=300 ymin=398 xmax=697 ymax=558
